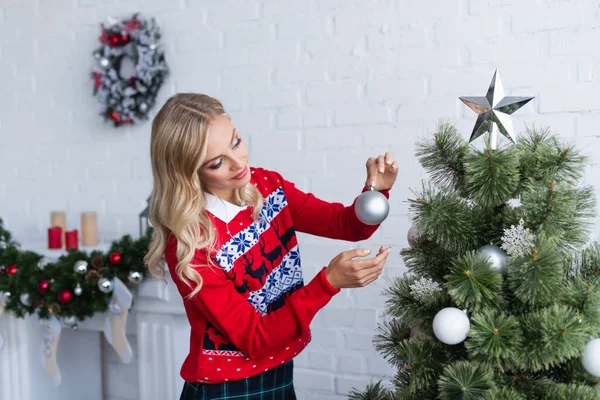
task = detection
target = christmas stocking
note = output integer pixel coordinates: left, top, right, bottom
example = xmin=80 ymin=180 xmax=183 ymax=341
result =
xmin=41 ymin=315 xmax=62 ymax=387
xmin=103 ymin=277 xmax=133 ymax=363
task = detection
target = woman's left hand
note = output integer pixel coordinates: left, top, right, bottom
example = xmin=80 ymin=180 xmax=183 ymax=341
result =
xmin=365 ymin=152 xmax=398 ymax=191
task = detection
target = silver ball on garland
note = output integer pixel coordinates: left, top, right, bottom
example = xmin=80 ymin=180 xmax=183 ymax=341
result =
xmin=149 ymin=43 xmax=157 ymax=50
xmin=74 ymin=283 xmax=83 ymax=296
xmin=582 ymin=338 xmax=600 ymax=377
xmin=98 ymin=277 xmax=114 ymax=294
xmin=93 ymin=51 xmax=101 ymax=59
xmin=0 ymin=240 xmax=6 ymax=249
xmin=20 ymin=293 xmax=31 ymax=306
xmin=128 ymin=271 xmax=143 ymax=285
xmin=354 ymin=187 xmax=390 ymax=225
xmin=62 ymin=315 xmax=78 ymax=327
xmin=138 ymin=102 xmax=148 ymax=113
xmin=476 ymin=244 xmax=507 ymax=273
xmin=432 ymin=307 xmax=470 ymax=345
xmin=99 ymin=58 xmax=110 ymax=69
xmin=73 ymin=260 xmax=88 ymax=275
xmin=38 ymin=257 xmax=50 ymax=270
xmin=1 ymin=291 xmax=11 ymax=302
xmin=407 ymin=224 xmax=421 ymax=247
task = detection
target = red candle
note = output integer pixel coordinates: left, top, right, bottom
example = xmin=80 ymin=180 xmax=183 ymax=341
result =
xmin=48 ymin=227 xmax=62 ymax=249
xmin=65 ymin=229 xmax=78 ymax=251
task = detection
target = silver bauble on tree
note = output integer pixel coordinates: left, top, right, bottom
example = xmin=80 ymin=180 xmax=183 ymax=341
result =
xmin=476 ymin=244 xmax=507 ymax=273
xmin=73 ymin=260 xmax=88 ymax=275
xmin=98 ymin=277 xmax=114 ymax=294
xmin=1 ymin=291 xmax=11 ymax=302
xmin=20 ymin=293 xmax=31 ymax=306
xmin=407 ymin=224 xmax=421 ymax=247
xmin=62 ymin=315 xmax=78 ymax=329
xmin=38 ymin=257 xmax=50 ymax=270
xmin=354 ymin=187 xmax=390 ymax=225
xmin=128 ymin=271 xmax=143 ymax=285
xmin=74 ymin=283 xmax=83 ymax=296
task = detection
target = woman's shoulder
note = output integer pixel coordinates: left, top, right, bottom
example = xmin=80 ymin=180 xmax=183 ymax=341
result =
xmin=249 ymin=167 xmax=286 ymax=191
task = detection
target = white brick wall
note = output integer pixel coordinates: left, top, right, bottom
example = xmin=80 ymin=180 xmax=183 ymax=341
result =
xmin=2 ymin=0 xmax=600 ymax=398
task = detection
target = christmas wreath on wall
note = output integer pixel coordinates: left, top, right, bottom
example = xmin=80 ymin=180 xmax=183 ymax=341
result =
xmin=91 ymin=13 xmax=169 ymax=127
xmin=0 ymin=218 xmax=151 ymax=329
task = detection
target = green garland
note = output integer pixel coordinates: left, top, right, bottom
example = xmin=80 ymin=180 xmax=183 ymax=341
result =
xmin=0 ymin=218 xmax=151 ymax=326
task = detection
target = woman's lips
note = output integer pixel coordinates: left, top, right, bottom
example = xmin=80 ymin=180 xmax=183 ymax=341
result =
xmin=233 ymin=166 xmax=248 ymax=179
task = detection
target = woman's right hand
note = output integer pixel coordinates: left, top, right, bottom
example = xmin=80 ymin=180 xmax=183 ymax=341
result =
xmin=324 ymin=246 xmax=391 ymax=289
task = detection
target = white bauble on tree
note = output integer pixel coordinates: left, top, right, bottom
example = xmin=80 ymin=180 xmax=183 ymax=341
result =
xmin=432 ymin=307 xmax=470 ymax=345
xmin=582 ymin=338 xmax=600 ymax=377
xmin=354 ymin=187 xmax=390 ymax=225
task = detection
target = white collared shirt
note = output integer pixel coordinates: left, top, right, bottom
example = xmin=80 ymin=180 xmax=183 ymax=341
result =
xmin=204 ymin=192 xmax=249 ymax=223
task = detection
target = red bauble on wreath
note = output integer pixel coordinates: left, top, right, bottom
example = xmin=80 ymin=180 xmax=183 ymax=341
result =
xmin=109 ymin=251 xmax=122 ymax=264
xmin=90 ymin=13 xmax=169 ymax=127
xmin=58 ymin=289 xmax=73 ymax=305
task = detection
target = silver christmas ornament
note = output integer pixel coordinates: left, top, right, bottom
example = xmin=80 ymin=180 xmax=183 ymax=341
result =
xmin=62 ymin=315 xmax=78 ymax=327
xmin=73 ymin=260 xmax=88 ymax=275
xmin=138 ymin=102 xmax=148 ymax=113
xmin=128 ymin=270 xmax=143 ymax=285
xmin=93 ymin=51 xmax=101 ymax=59
xmin=98 ymin=277 xmax=114 ymax=294
xmin=38 ymin=257 xmax=50 ymax=270
xmin=74 ymin=283 xmax=83 ymax=296
xmin=407 ymin=224 xmax=421 ymax=247
xmin=149 ymin=43 xmax=157 ymax=50
xmin=354 ymin=187 xmax=390 ymax=225
xmin=20 ymin=293 xmax=31 ymax=306
xmin=1 ymin=291 xmax=11 ymax=302
xmin=0 ymin=240 xmax=6 ymax=249
xmin=100 ymin=57 xmax=110 ymax=68
xmin=476 ymin=244 xmax=507 ymax=273
xmin=459 ymin=69 xmax=534 ymax=150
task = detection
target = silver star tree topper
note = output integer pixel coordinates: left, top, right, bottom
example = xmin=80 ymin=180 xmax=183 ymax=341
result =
xmin=460 ymin=69 xmax=534 ymax=149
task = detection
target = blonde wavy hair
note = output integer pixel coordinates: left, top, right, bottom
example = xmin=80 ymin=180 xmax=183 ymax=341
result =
xmin=144 ymin=93 xmax=263 ymax=298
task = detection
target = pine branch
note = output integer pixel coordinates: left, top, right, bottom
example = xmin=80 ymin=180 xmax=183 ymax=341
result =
xmin=483 ymin=386 xmax=527 ymax=400
xmin=383 ymin=275 xmax=450 ymax=328
xmin=518 ymin=305 xmax=590 ymax=372
xmin=445 ymin=251 xmax=504 ymax=312
xmin=408 ymin=184 xmax=479 ymax=253
xmin=400 ymin=237 xmax=460 ymax=280
xmin=437 ymin=361 xmax=495 ymax=399
xmin=521 ymin=179 xmax=595 ymax=253
xmin=464 ymin=146 xmax=520 ymax=207
xmin=415 ymin=122 xmax=469 ymax=194
xmin=348 ymin=381 xmax=390 ymax=400
xmin=373 ymin=319 xmax=413 ymax=365
xmin=392 ymin=336 xmax=448 ymax=394
xmin=565 ymin=241 xmax=600 ymax=281
xmin=466 ymin=310 xmax=523 ymax=372
xmin=507 ymin=241 xmax=565 ymax=307
xmin=560 ymin=276 xmax=600 ymax=334
xmin=517 ymin=126 xmax=588 ymax=186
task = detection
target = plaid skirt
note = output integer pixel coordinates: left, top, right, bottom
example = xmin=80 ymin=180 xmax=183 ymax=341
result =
xmin=180 ymin=360 xmax=296 ymax=400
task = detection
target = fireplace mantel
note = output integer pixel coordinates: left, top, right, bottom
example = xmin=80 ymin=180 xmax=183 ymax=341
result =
xmin=0 ymin=243 xmax=190 ymax=400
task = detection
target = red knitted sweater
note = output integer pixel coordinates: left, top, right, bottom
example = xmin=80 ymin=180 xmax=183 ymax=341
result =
xmin=165 ymin=167 xmax=389 ymax=383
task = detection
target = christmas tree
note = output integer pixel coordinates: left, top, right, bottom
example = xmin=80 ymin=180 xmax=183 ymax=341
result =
xmin=350 ymin=72 xmax=600 ymax=399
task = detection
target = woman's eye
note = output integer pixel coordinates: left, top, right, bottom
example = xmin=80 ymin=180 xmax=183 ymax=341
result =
xmin=209 ymin=160 xmax=223 ymax=170
xmin=233 ymin=137 xmax=242 ymax=148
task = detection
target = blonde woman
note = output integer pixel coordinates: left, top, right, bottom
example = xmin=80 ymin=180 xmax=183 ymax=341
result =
xmin=145 ymin=93 xmax=399 ymax=399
